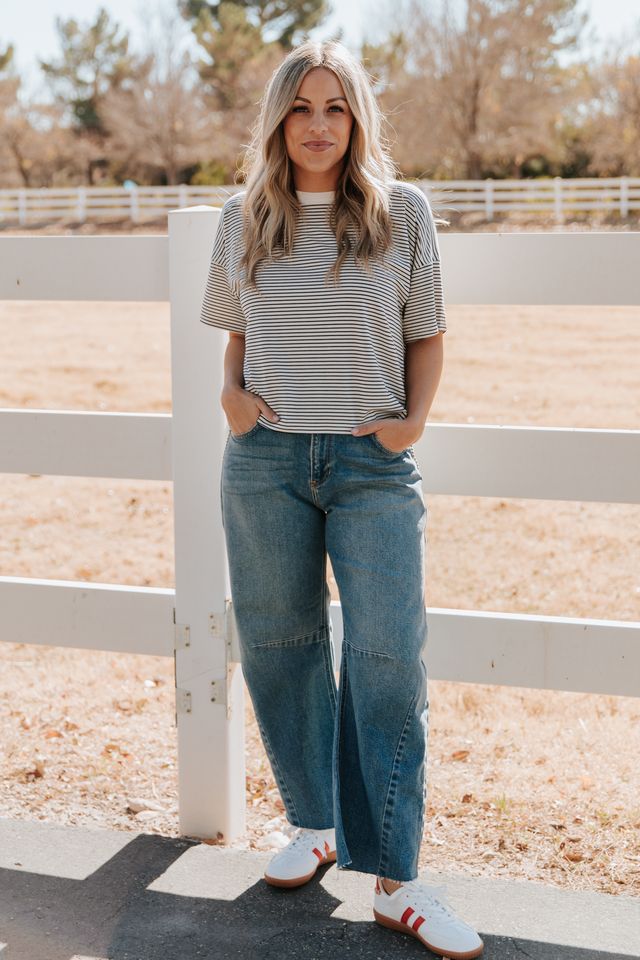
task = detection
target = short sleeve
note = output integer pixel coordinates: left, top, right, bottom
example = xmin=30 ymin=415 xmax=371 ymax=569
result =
xmin=401 ymin=185 xmax=447 ymax=342
xmin=200 ymin=201 xmax=247 ymax=334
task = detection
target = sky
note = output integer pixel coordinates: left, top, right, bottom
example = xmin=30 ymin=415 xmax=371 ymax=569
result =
xmin=3 ymin=0 xmax=640 ymax=98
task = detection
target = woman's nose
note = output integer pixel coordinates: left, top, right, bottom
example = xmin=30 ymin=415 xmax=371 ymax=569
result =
xmin=308 ymin=112 xmax=329 ymax=135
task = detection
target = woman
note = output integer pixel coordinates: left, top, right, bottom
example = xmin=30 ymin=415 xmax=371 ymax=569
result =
xmin=200 ymin=39 xmax=483 ymax=960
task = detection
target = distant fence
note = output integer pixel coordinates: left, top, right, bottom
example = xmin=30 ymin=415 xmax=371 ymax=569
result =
xmin=1 ymin=177 xmax=640 ymax=226
xmin=1 ymin=213 xmax=639 ymax=843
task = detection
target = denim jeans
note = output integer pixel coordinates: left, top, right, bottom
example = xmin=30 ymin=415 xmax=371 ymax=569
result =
xmin=220 ymin=420 xmax=429 ymax=881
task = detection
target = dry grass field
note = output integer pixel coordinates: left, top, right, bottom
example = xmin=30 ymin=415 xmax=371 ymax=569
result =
xmin=0 ymin=224 xmax=639 ymax=898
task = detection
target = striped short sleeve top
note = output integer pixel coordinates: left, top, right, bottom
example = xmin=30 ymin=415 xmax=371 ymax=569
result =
xmin=200 ymin=179 xmax=446 ymax=434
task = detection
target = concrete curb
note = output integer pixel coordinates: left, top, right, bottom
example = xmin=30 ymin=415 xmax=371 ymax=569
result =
xmin=1 ymin=816 xmax=638 ymax=959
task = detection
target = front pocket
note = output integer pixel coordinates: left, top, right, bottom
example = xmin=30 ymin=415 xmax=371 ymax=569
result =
xmin=230 ymin=420 xmax=261 ymax=441
xmin=370 ymin=432 xmax=410 ymax=457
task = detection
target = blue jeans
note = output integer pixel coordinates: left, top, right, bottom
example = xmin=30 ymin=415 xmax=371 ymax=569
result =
xmin=220 ymin=421 xmax=429 ymax=881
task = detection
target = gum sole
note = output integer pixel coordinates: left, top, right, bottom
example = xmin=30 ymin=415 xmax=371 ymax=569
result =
xmin=373 ymin=909 xmax=484 ymax=959
xmin=264 ymin=850 xmax=337 ymax=888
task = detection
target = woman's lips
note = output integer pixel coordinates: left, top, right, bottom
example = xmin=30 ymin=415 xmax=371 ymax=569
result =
xmin=303 ymin=142 xmax=334 ymax=152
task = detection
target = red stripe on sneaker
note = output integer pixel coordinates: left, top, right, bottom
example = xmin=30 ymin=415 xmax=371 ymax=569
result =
xmin=324 ymin=840 xmax=331 ymax=855
xmin=401 ymin=907 xmax=414 ymax=925
xmin=412 ymin=915 xmax=426 ymax=932
xmin=312 ymin=847 xmax=324 ymax=861
xmin=375 ymin=877 xmax=381 ymax=895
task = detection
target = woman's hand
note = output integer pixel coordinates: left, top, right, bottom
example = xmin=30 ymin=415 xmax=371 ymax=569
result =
xmin=221 ymin=385 xmax=279 ymax=435
xmin=351 ymin=416 xmax=423 ymax=453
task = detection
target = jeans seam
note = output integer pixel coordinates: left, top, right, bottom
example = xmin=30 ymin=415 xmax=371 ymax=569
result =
xmin=320 ymin=636 xmax=338 ymax=710
xmin=342 ymin=636 xmax=393 ymax=661
xmin=376 ymin=689 xmax=418 ymax=877
xmin=250 ymin=628 xmax=328 ymax=650
xmin=334 ymin=638 xmax=353 ymax=868
xmin=254 ymin=711 xmax=301 ymax=825
xmin=416 ymin=666 xmax=429 ymax=844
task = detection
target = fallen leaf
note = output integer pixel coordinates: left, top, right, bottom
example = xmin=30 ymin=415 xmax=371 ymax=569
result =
xmin=102 ymin=742 xmax=131 ymax=758
xmin=127 ymin=797 xmax=166 ymax=814
xmin=113 ymin=699 xmax=134 ymax=713
xmin=450 ymin=750 xmax=470 ymax=762
xmin=27 ymin=757 xmax=46 ymax=778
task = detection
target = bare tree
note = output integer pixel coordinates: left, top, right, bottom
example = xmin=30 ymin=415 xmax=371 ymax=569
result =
xmin=363 ymin=0 xmax=589 ymax=179
xmin=583 ymin=29 xmax=640 ymax=176
xmin=101 ymin=7 xmax=212 ymax=184
xmin=0 ymin=42 xmax=19 ymax=184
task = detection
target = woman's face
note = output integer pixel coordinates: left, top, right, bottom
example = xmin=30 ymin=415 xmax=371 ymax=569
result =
xmin=282 ymin=66 xmax=354 ymax=190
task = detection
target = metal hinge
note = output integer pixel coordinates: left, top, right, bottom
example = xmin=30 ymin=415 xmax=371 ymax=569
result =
xmin=173 ymin=606 xmax=233 ymax=722
xmin=175 ymin=687 xmax=192 ymax=715
xmin=209 ymin=608 xmax=232 ymax=711
xmin=173 ymin=609 xmax=191 ymax=723
xmin=174 ymin=622 xmax=191 ymax=650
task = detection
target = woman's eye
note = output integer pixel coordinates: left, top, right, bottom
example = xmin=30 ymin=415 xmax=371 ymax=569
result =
xmin=291 ymin=105 xmax=345 ymax=113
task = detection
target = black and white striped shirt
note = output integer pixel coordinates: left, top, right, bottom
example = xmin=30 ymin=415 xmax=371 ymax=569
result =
xmin=200 ymin=179 xmax=446 ymax=433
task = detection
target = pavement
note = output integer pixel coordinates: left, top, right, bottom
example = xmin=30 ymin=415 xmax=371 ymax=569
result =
xmin=1 ymin=816 xmax=639 ymax=960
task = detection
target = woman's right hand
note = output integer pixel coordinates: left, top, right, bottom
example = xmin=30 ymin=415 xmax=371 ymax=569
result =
xmin=221 ymin=385 xmax=279 ymax=435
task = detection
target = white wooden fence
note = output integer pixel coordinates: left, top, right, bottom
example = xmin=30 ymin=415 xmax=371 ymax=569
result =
xmin=1 ymin=209 xmax=639 ymax=845
xmin=1 ymin=177 xmax=640 ymax=226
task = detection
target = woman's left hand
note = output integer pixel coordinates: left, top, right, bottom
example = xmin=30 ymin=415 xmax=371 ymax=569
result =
xmin=351 ymin=417 xmax=422 ymax=453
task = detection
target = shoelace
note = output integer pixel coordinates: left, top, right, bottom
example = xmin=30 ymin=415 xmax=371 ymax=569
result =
xmin=286 ymin=827 xmax=314 ymax=850
xmin=399 ymin=880 xmax=459 ymax=924
xmin=281 ymin=825 xmax=331 ymax=852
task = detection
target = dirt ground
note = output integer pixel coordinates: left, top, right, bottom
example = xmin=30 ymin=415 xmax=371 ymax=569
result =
xmin=0 ymin=219 xmax=639 ymax=899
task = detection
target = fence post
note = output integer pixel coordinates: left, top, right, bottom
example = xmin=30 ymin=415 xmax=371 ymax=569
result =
xmin=76 ymin=187 xmax=86 ymax=223
xmin=17 ymin=190 xmax=26 ymax=226
xmin=620 ymin=176 xmax=629 ymax=218
xmin=485 ymin=178 xmax=494 ymax=221
xmin=130 ymin=185 xmax=139 ymax=223
xmin=168 ymin=204 xmax=246 ymax=842
xmin=553 ymin=176 xmax=564 ymax=225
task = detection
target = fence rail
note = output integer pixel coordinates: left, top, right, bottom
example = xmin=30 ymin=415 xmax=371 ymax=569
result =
xmin=1 ymin=177 xmax=640 ymax=226
xmin=1 ymin=212 xmax=639 ymax=843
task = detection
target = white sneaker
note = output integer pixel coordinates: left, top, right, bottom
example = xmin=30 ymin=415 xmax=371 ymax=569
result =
xmin=373 ymin=876 xmax=484 ymax=958
xmin=264 ymin=826 xmax=336 ymax=888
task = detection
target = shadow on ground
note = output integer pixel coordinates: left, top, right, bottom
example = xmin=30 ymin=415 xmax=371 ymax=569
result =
xmin=1 ymin=831 xmax=636 ymax=960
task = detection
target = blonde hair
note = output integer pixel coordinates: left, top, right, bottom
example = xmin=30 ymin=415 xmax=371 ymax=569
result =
xmin=236 ymin=39 xmax=401 ymax=288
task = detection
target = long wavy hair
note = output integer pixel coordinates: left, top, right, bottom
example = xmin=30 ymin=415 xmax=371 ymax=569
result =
xmin=237 ymin=40 xmax=404 ymax=289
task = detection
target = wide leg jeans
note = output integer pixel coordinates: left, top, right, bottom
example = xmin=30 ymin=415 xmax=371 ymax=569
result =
xmin=220 ymin=420 xmax=429 ymax=881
